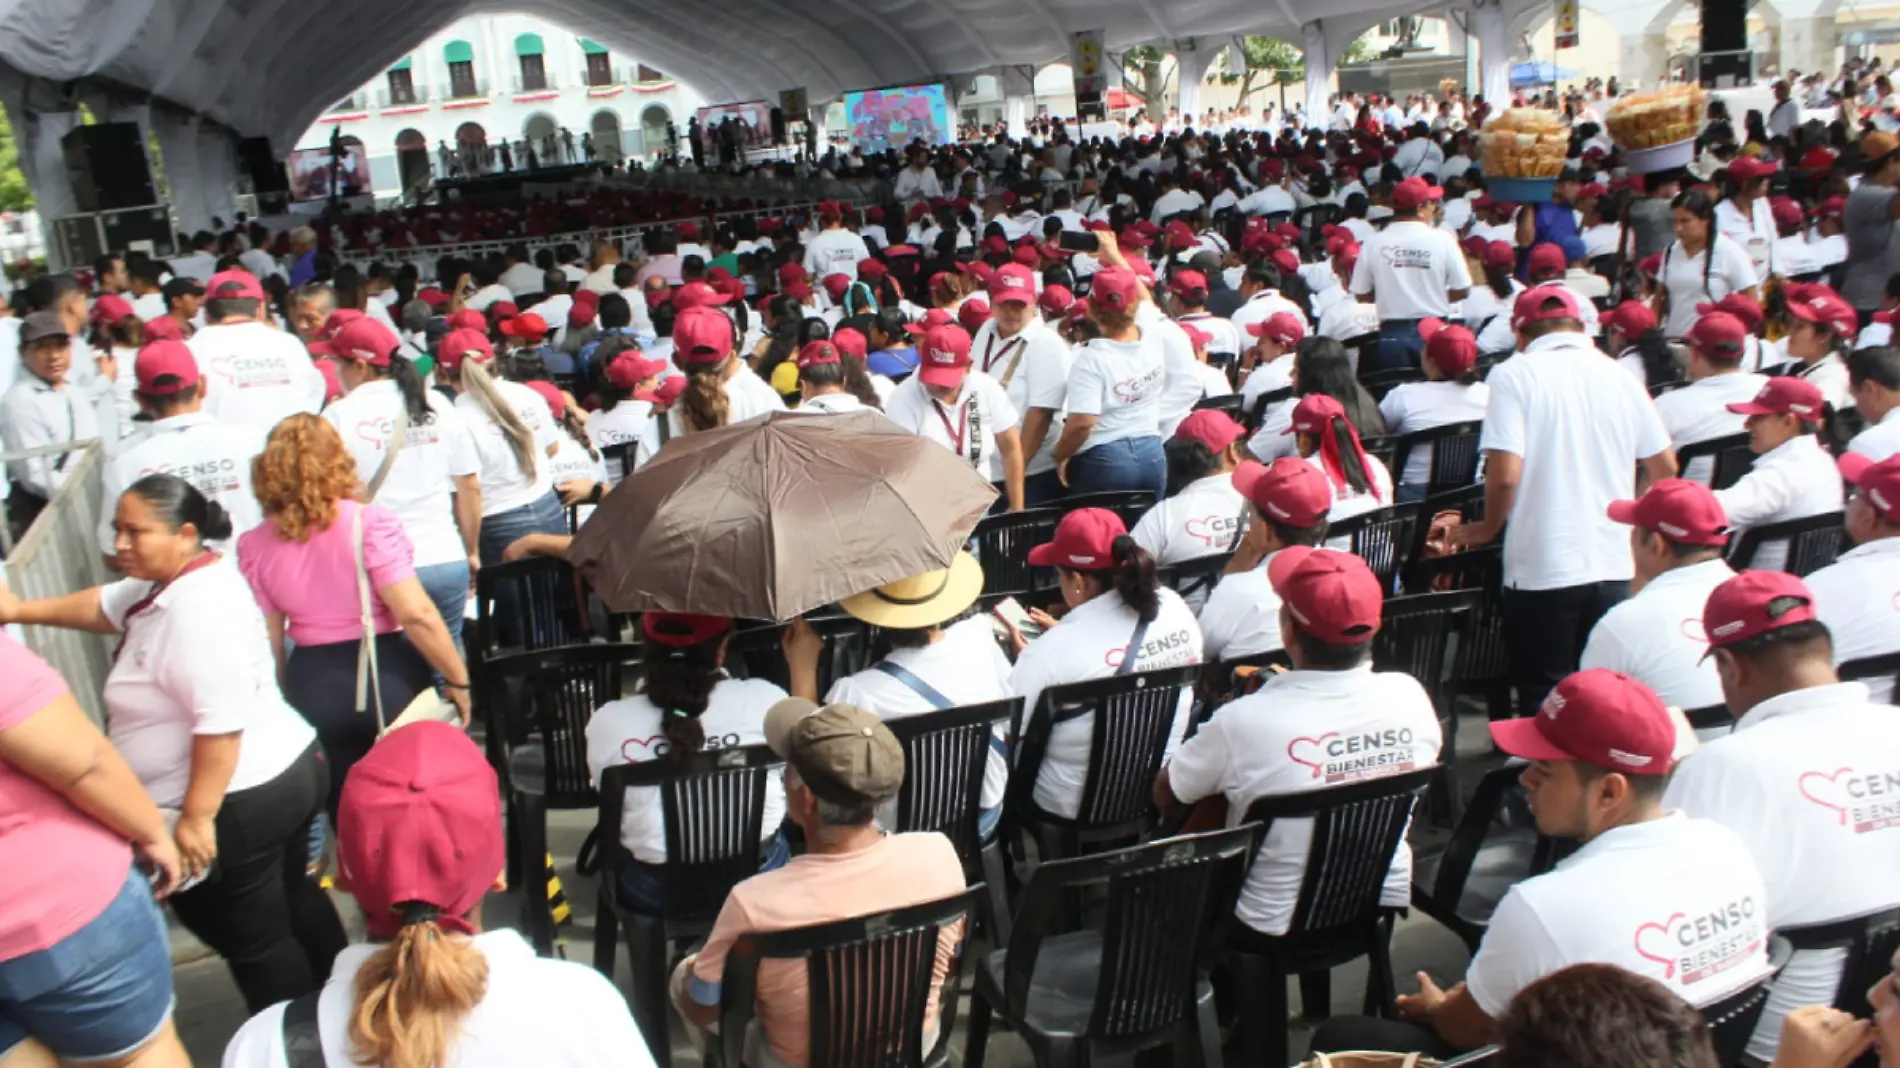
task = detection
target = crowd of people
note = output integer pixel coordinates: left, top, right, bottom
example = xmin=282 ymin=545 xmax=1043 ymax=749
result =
xmin=1 ymin=68 xmax=1900 ymax=1068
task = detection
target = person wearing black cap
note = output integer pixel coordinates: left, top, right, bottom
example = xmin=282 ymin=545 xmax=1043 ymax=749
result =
xmin=160 ymin=275 xmax=203 ymax=338
xmin=2 ymin=311 xmax=99 ymax=541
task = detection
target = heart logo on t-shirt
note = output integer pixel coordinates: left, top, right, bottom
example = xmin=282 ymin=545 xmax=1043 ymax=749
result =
xmin=1678 ymin=617 xmax=1708 ymax=644
xmin=356 ymin=419 xmax=391 ymax=449
xmin=1798 ymin=767 xmax=1855 ymax=825
xmin=1287 ymin=733 xmax=1340 ymax=779
xmin=619 ymin=735 xmax=667 ymax=762
xmin=1890 ymin=590 xmax=1900 ymax=615
xmin=1103 ymin=646 xmax=1127 ymax=670
xmin=210 ymin=355 xmax=238 ymax=381
xmin=1185 ymin=516 xmax=1215 ymax=545
xmin=1633 ymin=913 xmax=1689 ymax=979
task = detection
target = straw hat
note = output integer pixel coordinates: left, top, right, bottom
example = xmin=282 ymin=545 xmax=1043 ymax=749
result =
xmin=838 ymin=551 xmax=984 ymax=630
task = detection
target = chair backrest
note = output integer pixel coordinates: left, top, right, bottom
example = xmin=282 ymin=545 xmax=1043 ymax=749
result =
xmin=1331 ymin=502 xmax=1423 ymax=593
xmin=1699 ymin=937 xmax=1793 ymax=1068
xmin=1727 ymin=512 xmax=1846 ymax=576
xmin=1345 ymin=334 xmax=1382 ymax=374
xmin=1373 ymin=590 xmax=1478 ymax=713
xmin=884 ymin=699 xmax=1022 ymax=867
xmin=1248 ymin=385 xmax=1294 ymax=431
xmin=601 ymin=440 xmax=639 ymax=484
xmin=1403 ymin=546 xmax=1507 ymax=684
xmin=473 ymin=557 xmax=588 ymax=660
xmin=1424 ymin=764 xmax=1527 ymax=907
xmin=1675 ymin=432 xmax=1756 ymax=491
xmin=1780 ymin=905 xmax=1900 ymax=1020
xmin=1393 ymin=420 xmax=1484 ymax=498
xmin=1242 ymin=767 xmax=1436 ymax=936
xmin=1060 ymin=489 xmax=1157 ymax=529
xmin=724 ymin=614 xmax=877 ymax=694
xmin=1158 ymin=551 xmax=1235 ymax=605
xmin=1001 ymin=827 xmax=1257 ymax=1042
xmin=603 ymin=744 xmax=783 ymax=924
xmin=1192 ymin=393 xmax=1247 ymax=421
xmin=717 ymin=887 xmax=982 ymax=1068
xmin=487 ymin=642 xmax=635 ymax=807
xmin=1011 ymin=665 xmax=1201 ymax=832
xmin=1839 ymin=653 xmax=1900 ymax=704
xmin=1358 ymin=368 xmax=1425 ymax=402
xmin=1683 ymin=704 xmax=1735 ymax=731
xmin=971 ymin=507 xmax=1062 ymax=602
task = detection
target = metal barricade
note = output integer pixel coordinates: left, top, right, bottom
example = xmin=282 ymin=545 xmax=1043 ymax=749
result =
xmin=2 ymin=440 xmax=113 ymax=724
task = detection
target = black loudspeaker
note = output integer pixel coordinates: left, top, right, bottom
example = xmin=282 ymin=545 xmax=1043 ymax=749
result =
xmin=237 ymin=136 xmax=290 ymax=194
xmin=770 ymin=107 xmax=787 ymax=146
xmin=62 ymin=123 xmax=157 ymax=213
xmin=1698 ymin=0 xmax=1751 ymax=87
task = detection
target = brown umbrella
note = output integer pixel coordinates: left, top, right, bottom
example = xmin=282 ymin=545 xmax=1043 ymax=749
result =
xmin=567 ymin=410 xmax=998 ymax=620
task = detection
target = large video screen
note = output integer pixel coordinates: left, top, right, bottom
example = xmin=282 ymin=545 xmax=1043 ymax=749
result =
xmin=288 ymin=144 xmax=372 ymax=201
xmin=695 ymin=101 xmax=776 ymax=151
xmin=843 ymin=84 xmax=953 ymax=154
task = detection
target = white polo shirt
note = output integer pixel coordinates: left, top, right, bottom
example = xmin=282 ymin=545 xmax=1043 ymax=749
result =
xmin=1846 ymin=407 xmax=1900 ymax=463
xmin=1805 ymin=537 xmax=1900 ymax=704
xmin=1793 ymin=354 xmax=1854 ymax=413
xmin=1175 ymin=312 xmax=1243 ymax=358
xmin=1197 ymin=549 xmax=1287 ymax=661
xmin=1665 ymin=682 xmax=1900 ymax=1061
xmin=1654 ymin=373 xmax=1768 ymax=483
xmin=1376 ymin=381 xmax=1488 ymax=488
xmin=220 ymin=929 xmax=652 ymax=1068
xmin=825 ymin=615 xmax=1015 ymax=810
xmin=584 ymin=676 xmax=789 ymax=863
xmin=1481 ymin=332 xmax=1673 ymax=590
xmin=1130 ymin=473 xmax=1246 ymax=568
xmin=802 ymin=228 xmax=871 ymax=281
xmin=968 ymin=318 xmax=1070 ymax=480
xmin=1 ymin=374 xmax=101 ymax=499
xmin=187 ymin=321 xmax=326 ymax=433
xmin=1009 ymin=587 xmax=1203 ymax=818
xmin=454 ymin=380 xmax=559 ymax=517
xmin=99 ymin=559 xmax=316 ymax=810
xmin=646 ymin=371 xmax=787 ymax=453
xmin=1163 ymin=664 xmax=1441 ymax=935
xmin=1579 ymin=558 xmax=1735 ymax=722
xmin=323 ymin=382 xmax=479 ymax=569
xmin=1229 ymin=290 xmax=1308 ymax=339
xmin=1716 ymin=434 xmax=1844 ymax=571
xmin=96 ymin=412 xmax=266 ymax=555
xmin=1464 ymin=813 xmax=1773 ymax=1016
xmin=1313 ymin=451 xmax=1394 ymax=527
xmin=1348 ymin=220 xmax=1473 ymax=321
xmin=586 ymin=400 xmax=652 ymax=485
xmin=883 ymin=371 xmax=1021 ymax=475
xmin=1067 ymin=333 xmax=1167 ymax=452
xmin=1659 ymin=238 xmax=1759 ymax=338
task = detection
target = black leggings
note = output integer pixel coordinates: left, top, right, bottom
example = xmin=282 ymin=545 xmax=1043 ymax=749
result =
xmin=285 ymin=633 xmax=434 ymax=816
xmin=1307 ymin=1016 xmax=1464 ymax=1059
xmin=166 ymin=744 xmax=348 ymax=1014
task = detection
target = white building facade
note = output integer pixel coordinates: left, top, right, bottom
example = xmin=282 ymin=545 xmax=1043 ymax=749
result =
xmin=294 ymin=14 xmax=706 ymax=197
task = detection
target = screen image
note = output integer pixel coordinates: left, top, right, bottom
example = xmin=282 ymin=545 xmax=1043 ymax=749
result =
xmin=288 ymin=144 xmax=371 ymax=201
xmin=695 ymin=101 xmax=776 ymax=150
xmin=843 ymin=84 xmax=952 ymax=154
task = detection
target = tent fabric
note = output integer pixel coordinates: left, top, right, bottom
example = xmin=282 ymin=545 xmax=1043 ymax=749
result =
xmin=514 ymin=32 xmax=544 ymax=56
xmin=0 ymin=0 xmax=1451 ymax=151
xmin=442 ymin=39 xmax=474 ymax=64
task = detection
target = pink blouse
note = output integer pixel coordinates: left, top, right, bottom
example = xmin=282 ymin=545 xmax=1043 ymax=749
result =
xmin=238 ymin=499 xmax=417 ymax=646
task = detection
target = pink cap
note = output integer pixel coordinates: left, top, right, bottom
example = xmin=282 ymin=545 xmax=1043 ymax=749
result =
xmin=1233 ymin=457 xmax=1331 ymax=527
xmin=1270 ymin=249 xmax=1301 ymax=277
xmin=1727 ymin=156 xmax=1777 ymax=181
xmin=796 ymin=340 xmax=842 ymax=369
xmin=1482 ymin=240 xmax=1517 ymax=269
xmin=1090 ymin=269 xmax=1140 ymax=311
xmin=1027 ymin=508 xmax=1127 ymax=570
xmin=1511 ymin=285 xmax=1585 ymax=329
xmin=1038 ymin=285 xmax=1074 ymax=317
xmin=1694 ymin=292 xmax=1765 ymax=330
xmin=1423 ymin=321 xmax=1478 ymax=376
xmin=323 ymin=318 xmax=401 ymax=368
xmin=489 ymin=301 xmax=520 ymax=321
xmin=133 ymin=340 xmax=201 ymax=395
xmin=142 ymin=316 xmax=183 ymax=342
xmin=1526 ymin=243 xmax=1568 ymax=279
xmin=205 ymin=270 xmax=265 ymax=302
xmin=1685 ymin=312 xmax=1749 ymax=358
xmin=523 ymin=379 xmax=566 ymax=419
xmin=1287 ymin=393 xmax=1346 ymax=435
xmin=1703 ymin=570 xmax=1819 ymax=651
xmin=605 ymin=351 xmax=668 ymax=391
xmin=1726 ymin=376 xmax=1826 ymax=419
xmin=673 ymin=306 xmax=735 ymax=367
xmin=1180 ymin=322 xmax=1213 ymax=350
xmin=1770 ymin=197 xmax=1806 ymax=231
xmin=1173 ymin=409 xmax=1246 ymax=453
xmin=1248 ymin=312 xmax=1306 ymax=347
xmin=567 ymin=301 xmax=595 ymax=329
xmin=1391 ymin=177 xmax=1445 ymax=212
xmin=957 ymin=299 xmax=992 ymax=333
xmin=1606 ymin=478 xmax=1730 ymax=546
xmin=1840 ymin=452 xmax=1900 ymax=522
xmin=1605 ymin=300 xmax=1658 ymax=338
xmin=1168 ymin=270 xmax=1209 ymax=300
xmin=672 ymin=281 xmax=733 ymax=311
xmin=1786 ymin=290 xmax=1859 ymax=340
xmin=435 ymin=328 xmax=493 ymax=372
xmin=89 ymin=294 xmax=134 ymax=325
xmin=987 ymin=263 xmax=1035 ymax=304
xmin=1490 ymin=669 xmax=1675 ymax=774
xmin=903 ymin=308 xmax=955 ymax=338
xmin=822 ymin=273 xmax=852 ymax=302
xmin=499 ymin=312 xmax=549 ymax=343
xmin=917 ymin=323 xmax=974 ymax=388
xmin=1267 ymin=546 xmax=1383 ymax=644
xmin=448 ymin=309 xmax=487 ymax=332
xmin=831 ymin=327 xmax=867 ymax=359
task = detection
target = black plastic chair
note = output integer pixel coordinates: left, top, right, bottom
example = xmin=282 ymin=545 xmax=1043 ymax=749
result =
xmin=1344 ymin=333 xmax=1382 ymax=375
xmin=1411 ymin=764 xmax=1543 ymax=954
xmin=970 ymin=507 xmax=1062 ymax=604
xmin=1226 ymin=767 xmax=1438 ymax=1068
xmin=1004 ymin=665 xmax=1201 ymax=863
xmin=1700 ymin=937 xmax=1793 ymax=1068
xmin=1358 ymin=368 xmax=1425 ymax=402
xmin=962 ymin=827 xmax=1258 ymax=1068
xmin=1840 ymin=652 xmax=1900 ymax=705
xmin=884 ymin=700 xmax=1022 ymax=942
xmin=1295 ymin=203 xmax=1342 ymax=245
xmin=1330 ymin=502 xmax=1423 ymax=594
xmin=1247 ymin=385 xmax=1294 ymax=432
xmin=1193 ymin=649 xmax=1295 ymax=732
xmin=595 ymin=745 xmax=784 ymax=1068
xmin=601 ymin=439 xmax=639 ymax=485
xmin=715 ymin=887 xmax=982 ymax=1068
xmin=1157 ymin=551 xmax=1234 ymax=608
xmin=1192 ymin=393 xmax=1247 ymax=421
xmin=723 ymin=614 xmax=876 ymax=695
xmin=472 ymin=557 xmax=589 ymax=665
xmin=1392 ymin=420 xmax=1484 ymax=499
xmin=1675 ymin=432 xmax=1756 ymax=491
xmin=1058 ymin=489 xmax=1157 ymax=530
xmin=1781 ymin=906 xmax=1900 ymax=1038
xmin=1374 ymin=590 xmax=1477 ymax=822
xmin=1727 ymin=511 xmax=1846 ymax=576
xmin=1405 ymin=546 xmax=1511 ymax=721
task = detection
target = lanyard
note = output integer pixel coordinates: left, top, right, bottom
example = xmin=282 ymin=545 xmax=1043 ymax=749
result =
xmin=115 ymin=551 xmax=220 ymax=661
xmin=981 ymin=333 xmax=1024 ymax=374
xmin=931 ymin=397 xmax=969 ymax=456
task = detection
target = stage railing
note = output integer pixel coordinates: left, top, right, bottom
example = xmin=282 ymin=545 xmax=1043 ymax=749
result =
xmin=3 ymin=440 xmax=113 ymax=725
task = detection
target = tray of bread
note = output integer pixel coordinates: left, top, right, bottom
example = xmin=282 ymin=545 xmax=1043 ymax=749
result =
xmin=1479 ymin=107 xmax=1571 ymax=180
xmin=1607 ymin=83 xmax=1704 ymax=172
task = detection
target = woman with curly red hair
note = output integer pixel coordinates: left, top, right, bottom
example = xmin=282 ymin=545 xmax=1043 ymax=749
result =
xmin=238 ymin=414 xmax=470 ymax=811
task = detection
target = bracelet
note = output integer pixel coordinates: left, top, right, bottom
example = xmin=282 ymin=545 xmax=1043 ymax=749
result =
xmin=444 ymin=681 xmax=471 ymax=690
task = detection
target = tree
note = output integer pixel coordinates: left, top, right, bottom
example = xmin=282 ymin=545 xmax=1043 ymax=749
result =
xmin=0 ymin=106 xmax=33 ymax=213
xmin=1119 ymin=45 xmax=1172 ymax=120
xmin=1218 ymin=33 xmax=1380 ymax=106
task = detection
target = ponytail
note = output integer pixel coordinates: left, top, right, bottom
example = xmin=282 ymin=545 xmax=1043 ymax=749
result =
xmin=1309 ymin=415 xmax=1378 ymax=501
xmin=382 ymin=355 xmax=435 ymax=427
xmin=641 ymin=623 xmax=727 ymax=761
xmin=1633 ymin=327 xmax=1682 ymax=390
xmin=458 ymin=360 xmax=538 ymax=477
xmin=1484 ymin=262 xmax=1514 ymax=300
xmin=839 ymin=352 xmax=882 ymax=409
xmin=559 ymin=409 xmax=598 ymax=461
xmin=1108 ymin=535 xmax=1160 ymax=623
xmin=348 ymin=912 xmax=490 ymax=1068
xmin=680 ymin=364 xmax=730 ymax=433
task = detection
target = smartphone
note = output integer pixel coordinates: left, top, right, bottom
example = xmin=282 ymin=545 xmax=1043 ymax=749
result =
xmin=1056 ymin=230 xmax=1101 ymax=254
xmin=992 ymin=596 xmax=1044 ymax=640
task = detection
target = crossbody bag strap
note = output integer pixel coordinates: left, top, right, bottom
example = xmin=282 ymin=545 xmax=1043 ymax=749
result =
xmin=873 ymin=661 xmax=955 ymax=709
xmin=363 ymin=402 xmax=410 ymax=502
xmin=352 ymin=505 xmax=387 ymax=732
xmin=280 ymin=990 xmax=325 ymax=1068
xmin=1116 ymin=615 xmax=1154 ymax=677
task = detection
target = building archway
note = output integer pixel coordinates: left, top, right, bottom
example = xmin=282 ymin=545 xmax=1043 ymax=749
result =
xmin=522 ymin=111 xmax=559 ymax=163
xmin=640 ymin=104 xmax=671 ymax=160
xmin=454 ymin=121 xmax=487 ymax=147
xmin=590 ymin=108 xmax=622 ymax=163
xmin=394 ymin=128 xmax=430 ymax=193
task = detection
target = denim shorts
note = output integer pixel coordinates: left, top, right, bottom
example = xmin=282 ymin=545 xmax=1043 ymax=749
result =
xmin=0 ymin=867 xmax=175 ymax=1063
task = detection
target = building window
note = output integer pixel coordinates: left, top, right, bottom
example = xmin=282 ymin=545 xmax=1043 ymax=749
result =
xmin=449 ymin=61 xmax=477 ymax=98
xmin=637 ymin=64 xmax=664 ymax=83
xmin=387 ymin=68 xmax=415 ymax=105
xmin=519 ymin=54 xmax=547 ymax=91
xmin=586 ymin=53 xmax=613 ymax=87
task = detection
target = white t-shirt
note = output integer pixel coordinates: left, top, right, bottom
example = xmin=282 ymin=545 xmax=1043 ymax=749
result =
xmin=1458 ymin=280 xmax=1523 ymax=338
xmin=188 ymin=321 xmax=327 ymax=433
xmin=1068 ymin=334 xmax=1167 ymax=452
xmin=1175 ymin=312 xmax=1243 ymax=358
xmin=1846 ymin=407 xmax=1900 ymax=463
xmin=1665 ymin=683 xmax=1900 ymax=1060
xmin=969 ymin=319 xmax=1070 ymax=479
xmin=1229 ymin=290 xmax=1308 ymax=339
xmin=500 ymin=262 xmax=549 ymax=297
xmin=586 ymin=400 xmax=653 ymax=485
xmin=1655 ymin=373 xmax=1768 ymax=483
xmin=1464 ymin=813 xmax=1774 ymax=1016
xmin=1009 ymin=588 xmax=1203 ymax=817
xmin=454 ymin=380 xmax=559 ymax=516
xmin=585 ymin=676 xmax=789 ymax=863
xmin=1715 ymin=434 xmax=1844 ymax=572
xmin=802 ymin=229 xmax=871 ymax=281
xmin=466 ymin=283 xmax=515 ymax=312
xmin=1141 ymin=305 xmax=1214 ymax=436
xmin=1311 ymin=450 xmax=1393 ymax=527
xmin=648 ymin=368 xmax=788 ymax=450
xmin=1772 ymin=236 xmax=1822 ymax=280
xmin=1376 ymin=381 xmax=1488 ymax=488
xmin=1197 ymin=549 xmax=1287 ymax=661
xmin=1130 ymin=473 xmax=1246 ymax=567
xmin=100 ymin=559 xmax=317 ymax=810
xmin=883 ymin=371 xmax=1021 ymax=476
xmin=1348 ymin=220 xmax=1473 ymax=320
xmin=97 ymin=413 xmax=266 ymax=555
xmin=1163 ymin=664 xmax=1442 ymax=935
xmin=824 ymin=616 xmax=1014 ymax=810
xmin=324 ymin=382 xmax=479 ymax=568
xmin=1805 ymin=538 xmax=1900 ymax=704
xmin=1714 ymin=198 xmax=1775 ymax=278
xmin=1480 ymin=332 xmax=1672 ymax=590
xmin=1660 ymin=238 xmax=1760 ymax=338
xmin=547 ymin=431 xmax=606 ymax=493
xmin=1580 ymin=558 xmax=1735 ymax=724
xmin=220 ymin=929 xmax=651 ymax=1068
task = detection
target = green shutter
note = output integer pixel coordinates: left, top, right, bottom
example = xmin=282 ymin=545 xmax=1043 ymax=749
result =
xmin=580 ymin=37 xmax=608 ymax=55
xmin=513 ymin=33 xmax=544 ymax=57
xmin=443 ymin=40 xmax=473 ymax=64
xmin=387 ymin=56 xmax=411 ymax=72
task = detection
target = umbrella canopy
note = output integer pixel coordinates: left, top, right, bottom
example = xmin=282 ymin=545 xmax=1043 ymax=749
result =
xmin=567 ymin=410 xmax=999 ymax=621
xmin=1510 ymin=60 xmax=1578 ymax=89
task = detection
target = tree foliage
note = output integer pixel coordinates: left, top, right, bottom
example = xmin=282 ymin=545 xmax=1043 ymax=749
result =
xmin=1119 ymin=44 xmax=1171 ymax=120
xmin=1217 ymin=34 xmax=1379 ymax=104
xmin=0 ymin=106 xmax=33 ymax=213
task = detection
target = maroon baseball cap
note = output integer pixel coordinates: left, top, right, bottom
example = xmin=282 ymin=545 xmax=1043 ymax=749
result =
xmin=1038 ymin=285 xmax=1074 ymax=317
xmin=642 ymin=611 xmax=731 ymax=647
xmin=205 ymin=270 xmax=265 ymax=303
xmin=1267 ymin=546 xmax=1382 ymax=645
xmin=673 ymin=281 xmax=733 ymax=311
xmin=1727 ymin=156 xmax=1777 ymax=182
xmin=988 ymin=263 xmax=1035 ymax=304
xmin=1234 ymin=457 xmax=1331 ymax=528
xmin=1027 ymin=507 xmax=1128 ymax=570
xmin=1511 ymin=285 xmax=1585 ymax=329
xmin=1693 ymin=292 xmax=1764 ymax=331
xmin=448 ymin=309 xmax=487 ymax=332
xmin=1248 ymin=312 xmax=1306 ymax=347
xmin=89 ymin=294 xmax=134 ymax=325
xmin=1604 ymin=300 xmax=1657 ymax=338
xmin=958 ymin=299 xmax=992 ymax=334
xmin=917 ymin=323 xmax=974 ymax=389
xmin=1702 ymin=570 xmax=1819 ymax=652
xmin=499 ymin=312 xmax=549 ymax=343
xmin=1422 ymin=320 xmax=1478 ymax=376
xmin=1770 ymin=197 xmax=1805 ymax=231
xmin=1391 ymin=177 xmax=1445 ymax=212
xmin=1090 ymin=269 xmax=1140 ymax=311
xmin=489 ymin=300 xmax=520 ymax=321
xmin=1607 ymin=478 xmax=1730 ymax=546
xmin=142 ymin=316 xmax=183 ymax=342
xmin=831 ymin=328 xmax=867 ymax=358
xmin=1173 ymin=409 xmax=1246 ymax=453
xmin=321 ymin=317 xmax=401 ymax=368
xmin=1526 ymin=243 xmax=1568 ymax=279
xmin=796 ymin=340 xmax=841 ymax=369
xmin=1840 ymin=452 xmax=1900 ymax=522
xmin=1168 ymin=270 xmax=1209 ymax=300
xmin=1685 ymin=312 xmax=1748 ymax=359
xmin=1786 ymin=290 xmax=1859 ymax=339
xmin=674 ymin=306 xmax=735 ymax=367
xmin=524 ymin=379 xmax=566 ymax=420
xmin=904 ymin=308 xmax=955 ymax=338
xmin=133 ymin=340 xmax=201 ymax=395
xmin=1287 ymin=393 xmax=1346 ymax=435
xmin=822 ymin=274 xmax=852 ymax=302
xmin=337 ymin=721 xmax=507 ymax=940
xmin=435 ymin=328 xmax=493 ymax=372
xmin=1482 ymin=240 xmax=1516 ymax=269
xmin=1490 ymin=668 xmax=1675 ymax=774
xmin=605 ymin=351 xmax=668 ymax=391
xmin=1727 ymin=376 xmax=1826 ymax=419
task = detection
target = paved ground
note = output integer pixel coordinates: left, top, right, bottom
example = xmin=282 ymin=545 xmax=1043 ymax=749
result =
xmin=173 ymin=706 xmax=1503 ymax=1067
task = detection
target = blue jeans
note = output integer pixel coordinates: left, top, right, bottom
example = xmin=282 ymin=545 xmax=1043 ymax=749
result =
xmin=1377 ymin=319 xmax=1426 ymax=373
xmin=616 ymin=827 xmax=793 ymax=915
xmin=477 ymin=492 xmax=568 ymax=567
xmin=1395 ymin=482 xmax=1428 ymax=504
xmin=0 ymin=867 xmax=174 ymax=1062
xmin=1023 ymin=468 xmax=1066 ymax=508
xmin=415 ymin=559 xmax=470 ymax=652
xmin=1066 ymin=436 xmax=1167 ymax=498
